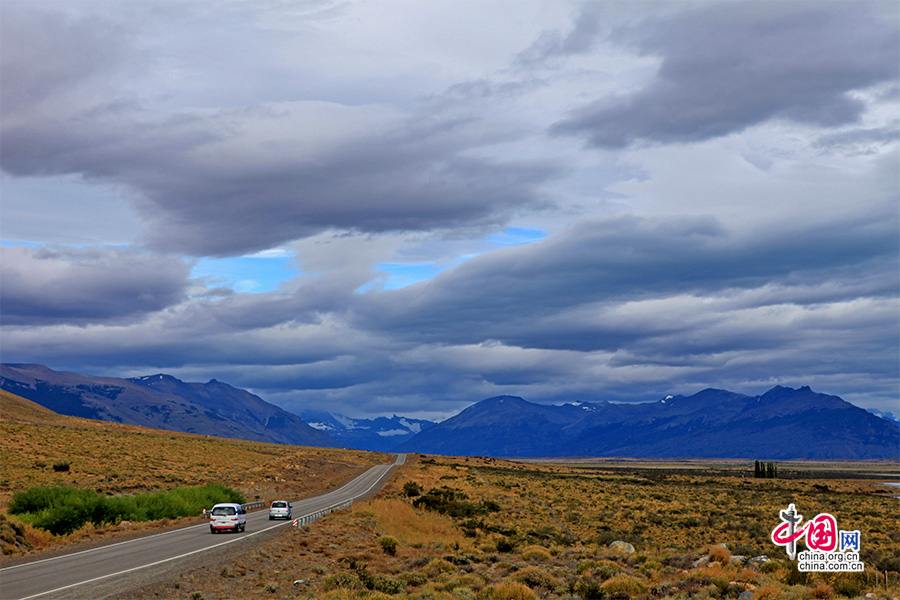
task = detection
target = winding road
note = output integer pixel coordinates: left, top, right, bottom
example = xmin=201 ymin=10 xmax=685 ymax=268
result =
xmin=0 ymin=454 xmax=405 ymax=600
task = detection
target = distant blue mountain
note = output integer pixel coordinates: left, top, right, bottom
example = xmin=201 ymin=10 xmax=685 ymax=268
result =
xmin=298 ymin=409 xmax=436 ymax=452
xmin=0 ymin=364 xmax=337 ymax=448
xmin=396 ymin=386 xmax=900 ymax=459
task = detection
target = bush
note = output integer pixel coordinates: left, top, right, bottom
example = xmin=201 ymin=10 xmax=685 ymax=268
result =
xmin=760 ymin=560 xmax=781 ymax=574
xmin=0 ymin=514 xmax=32 ymax=556
xmin=577 ymin=560 xmax=623 ymax=580
xmin=708 ymin=544 xmax=732 ymax=564
xmin=8 ymin=484 xmax=245 ymax=535
xmin=573 ymin=578 xmax=607 ymax=600
xmin=321 ymin=572 xmax=363 ymax=592
xmin=483 ymin=499 xmax=502 ymax=512
xmin=398 ymin=572 xmax=426 ymax=586
xmin=509 ymin=566 xmax=559 ymax=590
xmin=483 ymin=581 xmax=538 ymax=600
xmin=378 ymin=535 xmax=399 ymax=555
xmin=520 ymin=545 xmax=552 ymax=561
xmin=600 ymin=574 xmax=647 ymax=596
xmin=785 ymin=560 xmax=810 ymax=586
xmin=830 ymin=573 xmax=865 ymax=598
xmin=423 ymin=558 xmax=457 ymax=577
xmin=52 ymin=461 xmax=70 ymax=472
xmin=403 ymin=481 xmax=423 ymax=497
xmin=370 ymin=574 xmax=403 ymax=594
xmin=437 ymin=574 xmax=484 ymax=593
xmin=412 ymin=486 xmax=501 ymax=518
xmin=809 ymin=582 xmax=833 ymax=599
xmin=496 ymin=537 xmax=516 ymax=553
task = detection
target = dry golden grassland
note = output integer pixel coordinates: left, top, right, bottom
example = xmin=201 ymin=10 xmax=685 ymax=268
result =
xmin=0 ymin=390 xmax=387 ymax=555
xmin=2 ymin=390 xmax=898 ymax=598
xmin=122 ymin=453 xmax=900 ymax=600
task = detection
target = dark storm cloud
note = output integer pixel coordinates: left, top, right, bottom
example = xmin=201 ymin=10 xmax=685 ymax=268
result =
xmin=137 ymin=118 xmax=560 ymax=256
xmin=1 ymin=103 xmax=559 ymax=258
xmin=551 ymin=1 xmax=900 ymax=147
xmin=0 ymin=245 xmax=190 ymax=324
xmin=359 ymin=213 xmax=899 ymax=350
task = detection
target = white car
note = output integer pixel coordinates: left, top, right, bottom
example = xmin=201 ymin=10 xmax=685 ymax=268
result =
xmin=209 ymin=502 xmax=246 ymax=533
xmin=268 ymin=500 xmax=292 ymax=520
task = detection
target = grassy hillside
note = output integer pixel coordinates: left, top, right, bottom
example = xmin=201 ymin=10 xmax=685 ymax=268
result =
xmin=0 ymin=389 xmax=387 ymax=555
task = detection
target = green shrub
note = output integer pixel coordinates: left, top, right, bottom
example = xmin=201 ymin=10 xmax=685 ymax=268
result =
xmin=573 ymin=578 xmax=607 ymax=600
xmin=830 ymin=572 xmax=865 ymax=598
xmin=577 ymin=559 xmax=622 ymax=580
xmin=509 ymin=566 xmax=558 ymax=590
xmin=8 ymin=484 xmax=244 ymax=535
xmin=321 ymin=572 xmax=363 ymax=591
xmin=412 ymin=486 xmax=501 ymax=518
xmin=600 ymin=574 xmax=646 ymax=596
xmin=403 ymin=481 xmax=423 ymax=497
xmin=423 ymin=558 xmax=457 ymax=577
xmin=398 ymin=572 xmax=426 ymax=586
xmin=378 ymin=535 xmax=399 ymax=555
xmin=483 ymin=581 xmax=538 ymax=600
xmin=785 ymin=561 xmax=810 ymax=586
xmin=370 ymin=574 xmax=403 ymax=594
xmin=760 ymin=560 xmax=781 ymax=573
xmin=520 ymin=545 xmax=552 ymax=561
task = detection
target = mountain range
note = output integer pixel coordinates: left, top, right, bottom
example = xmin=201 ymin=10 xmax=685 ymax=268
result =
xmin=395 ymin=387 xmax=900 ymax=459
xmin=0 ymin=364 xmax=336 ymax=448
xmin=298 ymin=410 xmax=436 ymax=452
xmin=2 ymin=363 xmax=897 ymax=459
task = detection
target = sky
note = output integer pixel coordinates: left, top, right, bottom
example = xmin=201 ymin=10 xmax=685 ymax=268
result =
xmin=1 ymin=0 xmax=898 ymax=420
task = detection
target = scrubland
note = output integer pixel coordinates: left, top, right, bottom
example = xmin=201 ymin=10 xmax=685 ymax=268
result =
xmin=2 ymin=389 xmax=898 ymax=599
xmin=116 ymin=454 xmax=899 ymax=600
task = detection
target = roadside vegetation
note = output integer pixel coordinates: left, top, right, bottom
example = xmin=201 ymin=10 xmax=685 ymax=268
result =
xmin=7 ymin=483 xmax=245 ymax=535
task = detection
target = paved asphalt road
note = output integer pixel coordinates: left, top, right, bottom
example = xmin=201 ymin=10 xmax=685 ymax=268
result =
xmin=0 ymin=454 xmax=405 ymax=600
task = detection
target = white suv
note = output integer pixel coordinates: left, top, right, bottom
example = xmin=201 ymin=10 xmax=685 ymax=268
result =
xmin=209 ymin=503 xmax=246 ymax=533
xmin=268 ymin=500 xmax=292 ymax=520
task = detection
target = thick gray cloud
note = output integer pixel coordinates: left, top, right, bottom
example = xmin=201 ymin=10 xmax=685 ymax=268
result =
xmin=0 ymin=3 xmax=560 ymax=257
xmin=552 ymin=1 xmax=900 ymax=147
xmin=0 ymin=0 xmax=897 ymax=420
xmin=1 ymin=101 xmax=560 ymax=256
xmin=359 ymin=213 xmax=898 ymax=348
xmin=0 ymin=245 xmax=190 ymax=324
xmin=0 ymin=7 xmax=133 ymax=118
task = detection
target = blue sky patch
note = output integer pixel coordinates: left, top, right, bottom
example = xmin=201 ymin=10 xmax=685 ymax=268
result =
xmin=192 ymin=252 xmax=296 ymax=293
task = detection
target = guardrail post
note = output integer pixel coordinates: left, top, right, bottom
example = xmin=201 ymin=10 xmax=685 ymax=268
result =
xmin=292 ymin=496 xmax=356 ymax=532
